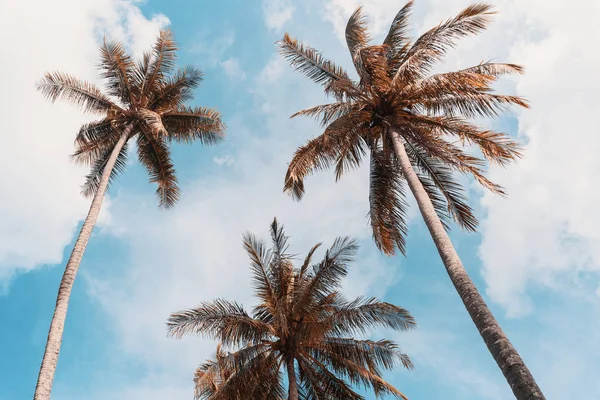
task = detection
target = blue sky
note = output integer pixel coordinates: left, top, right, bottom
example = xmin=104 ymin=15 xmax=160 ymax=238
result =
xmin=1 ymin=0 xmax=599 ymax=399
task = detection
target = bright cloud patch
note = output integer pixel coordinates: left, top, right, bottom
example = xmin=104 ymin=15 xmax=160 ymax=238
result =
xmin=262 ymin=0 xmax=295 ymax=31
xmin=0 ymin=0 xmax=168 ymax=287
xmin=221 ymin=57 xmax=247 ymax=81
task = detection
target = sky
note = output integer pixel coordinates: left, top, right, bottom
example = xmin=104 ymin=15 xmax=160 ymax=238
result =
xmin=0 ymin=0 xmax=599 ymax=399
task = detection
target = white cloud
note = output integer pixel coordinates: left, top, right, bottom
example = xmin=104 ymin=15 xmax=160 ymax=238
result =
xmin=212 ymin=154 xmax=236 ymax=167
xmin=398 ymin=328 xmax=509 ymax=400
xmin=189 ymin=30 xmax=235 ymax=67
xmin=220 ymin=57 xmax=247 ymax=81
xmin=262 ymin=0 xmax=295 ymax=31
xmin=474 ymin=0 xmax=600 ymax=316
xmin=0 ymin=0 xmax=168 ymax=285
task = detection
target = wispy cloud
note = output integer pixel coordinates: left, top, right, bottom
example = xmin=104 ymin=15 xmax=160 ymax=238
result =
xmin=262 ymin=0 xmax=295 ymax=31
xmin=189 ymin=30 xmax=236 ymax=66
xmin=220 ymin=57 xmax=247 ymax=81
xmin=213 ymin=154 xmax=236 ymax=166
xmin=476 ymin=0 xmax=600 ymax=317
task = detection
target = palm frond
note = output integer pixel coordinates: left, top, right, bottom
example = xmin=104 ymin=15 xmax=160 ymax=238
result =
xmin=326 ymin=296 xmax=415 ymax=336
xmin=401 ymin=70 xmax=495 ymax=99
xmin=402 ymin=69 xmax=529 ymax=119
xmin=284 ymin=111 xmax=371 ymax=200
xmin=277 ymin=33 xmax=353 ymax=99
xmin=346 ymin=6 xmax=371 ymax=77
xmin=243 ymin=232 xmax=276 ymax=313
xmin=162 ymin=106 xmax=225 ymax=145
xmin=358 ymin=45 xmax=393 ymax=94
xmin=306 ymin=340 xmax=410 ymax=399
xmin=294 ymin=237 xmax=357 ymax=316
xmin=459 ymin=61 xmax=524 ymax=76
xmin=136 ymin=133 xmax=179 ymax=208
xmin=81 ymin=141 xmax=129 ymax=198
xmin=197 ymin=345 xmax=284 ymax=400
xmin=99 ymin=38 xmax=135 ymax=106
xmin=36 ymin=72 xmax=117 ymax=114
xmin=325 ymin=77 xmax=367 ymax=100
xmin=142 ymin=29 xmax=178 ymax=96
xmin=383 ymin=2 xmax=413 ymax=62
xmin=393 ymin=3 xmax=496 ymax=83
xmin=167 ymin=299 xmax=270 ymax=345
xmin=322 ymin=338 xmax=413 ymax=371
xmin=283 ymin=137 xmax=338 ymax=201
xmin=268 ymin=218 xmax=294 ymax=307
xmin=222 ymin=350 xmax=286 ymax=400
xmin=71 ymin=119 xmax=122 ymax=166
xmin=131 ymin=51 xmax=152 ymax=93
xmin=333 ymin=129 xmax=368 ymax=181
xmin=394 ymin=116 xmax=506 ymax=195
xmin=299 ymin=243 xmax=321 ymax=278
xmin=419 ymin=92 xmax=529 ymax=120
xmin=368 ymin=146 xmax=409 ymax=255
xmin=298 ymin=354 xmax=364 ymax=400
xmin=403 ymin=138 xmax=478 ymax=231
xmin=405 ymin=114 xmax=523 ymax=165
xmin=149 ymin=65 xmax=204 ymax=111
xmin=403 ymin=62 xmax=526 ymax=98
xmin=291 ymin=102 xmax=359 ymax=127
xmin=194 ymin=346 xmax=231 ymax=399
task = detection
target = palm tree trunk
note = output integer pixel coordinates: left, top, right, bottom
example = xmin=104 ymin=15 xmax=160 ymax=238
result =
xmin=33 ymin=124 xmax=132 ymax=400
xmin=390 ymin=129 xmax=545 ymax=400
xmin=286 ymin=357 xmax=299 ymax=400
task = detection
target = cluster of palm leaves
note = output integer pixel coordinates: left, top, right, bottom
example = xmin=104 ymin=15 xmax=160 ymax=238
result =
xmin=37 ymin=31 xmax=224 ymax=208
xmin=33 ymin=2 xmax=546 ymax=400
xmin=279 ymin=3 xmax=527 ymax=255
xmin=168 ymin=220 xmax=415 ymax=399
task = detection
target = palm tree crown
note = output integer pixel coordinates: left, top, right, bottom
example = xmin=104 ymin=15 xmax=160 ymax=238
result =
xmin=37 ymin=30 xmax=225 ymax=207
xmin=168 ymin=219 xmax=416 ymax=399
xmin=278 ymin=2 xmax=527 ymax=255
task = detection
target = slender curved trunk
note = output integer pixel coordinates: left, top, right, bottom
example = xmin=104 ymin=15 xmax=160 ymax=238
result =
xmin=286 ymin=358 xmax=299 ymax=400
xmin=33 ymin=124 xmax=132 ymax=400
xmin=390 ymin=129 xmax=545 ymax=400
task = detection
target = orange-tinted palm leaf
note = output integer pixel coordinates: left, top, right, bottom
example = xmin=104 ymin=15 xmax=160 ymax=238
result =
xmin=136 ymin=133 xmax=179 ymax=208
xmin=383 ymin=1 xmax=413 ymax=65
xmin=81 ymin=141 xmax=129 ymax=198
xmin=368 ymin=148 xmax=409 ymax=255
xmin=393 ymin=3 xmax=495 ymax=83
xmin=162 ymin=106 xmax=225 ymax=144
xmin=99 ymin=38 xmax=136 ymax=106
xmin=36 ymin=72 xmax=117 ymax=114
xmin=277 ymin=33 xmax=353 ymax=100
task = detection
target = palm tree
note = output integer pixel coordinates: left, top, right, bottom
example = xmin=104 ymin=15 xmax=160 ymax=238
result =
xmin=168 ymin=219 xmax=415 ymax=400
xmin=34 ymin=30 xmax=225 ymax=400
xmin=277 ymin=3 xmax=544 ymax=400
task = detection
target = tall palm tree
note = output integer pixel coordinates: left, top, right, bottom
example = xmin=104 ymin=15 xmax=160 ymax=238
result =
xmin=168 ymin=219 xmax=415 ymax=400
xmin=34 ymin=30 xmax=225 ymax=400
xmin=277 ymin=3 xmax=544 ymax=400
